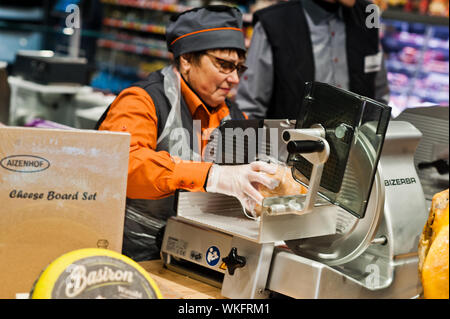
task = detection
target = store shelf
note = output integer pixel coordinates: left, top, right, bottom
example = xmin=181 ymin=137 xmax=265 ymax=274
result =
xmin=100 ymin=0 xmax=253 ymax=23
xmin=381 ymin=13 xmax=449 ymax=114
xmin=97 ymin=38 xmax=171 ymax=59
xmin=0 ymin=5 xmax=44 ymax=22
xmin=386 ymin=59 xmax=418 ymax=74
xmin=102 ymin=31 xmax=167 ymax=50
xmin=100 ymin=0 xmax=192 ymax=13
xmin=103 ymin=17 xmax=166 ymax=35
xmin=385 ymin=57 xmax=449 ymax=76
xmin=387 ymin=33 xmax=449 ymax=52
xmin=382 ymin=9 xmax=449 ymax=26
xmin=0 ymin=5 xmax=47 ymax=63
xmin=97 ymin=61 xmax=147 ymax=78
xmin=422 ymin=62 xmax=450 ymax=75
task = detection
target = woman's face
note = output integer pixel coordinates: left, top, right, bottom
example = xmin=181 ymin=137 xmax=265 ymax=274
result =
xmin=180 ymin=49 xmax=245 ymax=107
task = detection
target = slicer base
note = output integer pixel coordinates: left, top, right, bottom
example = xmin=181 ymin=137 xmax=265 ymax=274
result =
xmin=266 ymin=247 xmax=422 ymax=299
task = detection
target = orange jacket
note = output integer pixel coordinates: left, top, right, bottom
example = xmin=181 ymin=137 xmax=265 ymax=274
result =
xmin=99 ymin=74 xmax=246 ymax=200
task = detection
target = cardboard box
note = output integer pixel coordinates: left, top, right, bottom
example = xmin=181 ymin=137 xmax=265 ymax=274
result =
xmin=0 ymin=127 xmax=130 ymax=298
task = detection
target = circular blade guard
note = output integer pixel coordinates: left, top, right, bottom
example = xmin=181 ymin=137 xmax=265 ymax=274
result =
xmin=285 ymin=126 xmax=385 ymax=266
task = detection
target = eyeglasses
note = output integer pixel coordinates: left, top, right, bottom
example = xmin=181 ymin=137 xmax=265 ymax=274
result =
xmin=205 ymin=53 xmax=248 ymax=77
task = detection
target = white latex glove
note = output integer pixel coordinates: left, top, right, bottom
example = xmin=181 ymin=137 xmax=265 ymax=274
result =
xmin=206 ymin=161 xmax=280 ymax=216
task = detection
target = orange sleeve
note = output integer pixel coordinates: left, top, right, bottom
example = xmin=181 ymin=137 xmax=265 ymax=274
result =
xmin=98 ymin=87 xmax=213 ymax=200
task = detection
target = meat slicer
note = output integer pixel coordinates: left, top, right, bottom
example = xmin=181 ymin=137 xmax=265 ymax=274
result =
xmin=160 ymin=82 xmax=429 ymax=299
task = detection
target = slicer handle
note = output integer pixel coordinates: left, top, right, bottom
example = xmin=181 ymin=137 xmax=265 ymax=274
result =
xmin=287 ymin=140 xmax=325 ymax=154
xmin=418 ymin=159 xmax=449 ymax=175
xmin=222 ymin=247 xmax=246 ymax=276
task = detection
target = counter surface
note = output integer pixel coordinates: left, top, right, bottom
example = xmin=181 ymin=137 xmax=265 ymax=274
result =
xmin=138 ymin=260 xmax=224 ymax=299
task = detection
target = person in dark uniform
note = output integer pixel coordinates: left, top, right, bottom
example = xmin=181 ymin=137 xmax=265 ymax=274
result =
xmin=96 ymin=6 xmax=279 ymax=261
xmin=236 ymin=0 xmax=390 ymax=120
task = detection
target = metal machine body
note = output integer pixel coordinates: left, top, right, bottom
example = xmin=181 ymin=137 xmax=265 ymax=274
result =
xmin=395 ymin=106 xmax=449 ymax=204
xmin=268 ymin=121 xmax=428 ymax=298
xmin=161 ymin=121 xmax=428 ymax=299
xmin=160 ymin=83 xmax=429 ymax=299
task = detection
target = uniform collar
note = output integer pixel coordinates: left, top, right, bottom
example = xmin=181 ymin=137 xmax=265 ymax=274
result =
xmin=301 ymin=0 xmax=344 ymax=25
xmin=180 ymin=73 xmax=228 ymax=117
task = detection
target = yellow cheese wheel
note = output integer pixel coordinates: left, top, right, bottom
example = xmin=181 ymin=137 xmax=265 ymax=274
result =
xmin=422 ymin=225 xmax=449 ymax=299
xmin=30 ymin=248 xmax=163 ymax=299
xmin=418 ymin=189 xmax=449 ymax=299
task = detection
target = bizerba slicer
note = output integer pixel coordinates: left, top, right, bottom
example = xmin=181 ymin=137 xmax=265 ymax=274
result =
xmin=160 ymin=82 xmax=429 ymax=299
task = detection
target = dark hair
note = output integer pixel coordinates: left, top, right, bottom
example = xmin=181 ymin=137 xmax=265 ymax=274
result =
xmin=173 ymin=48 xmax=246 ymax=70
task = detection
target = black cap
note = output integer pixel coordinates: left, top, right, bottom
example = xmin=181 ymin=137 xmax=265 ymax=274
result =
xmin=166 ymin=5 xmax=246 ymax=57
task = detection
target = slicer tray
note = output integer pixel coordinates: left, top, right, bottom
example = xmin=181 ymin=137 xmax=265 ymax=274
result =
xmin=176 ymin=192 xmax=337 ymax=244
xmin=176 ymin=192 xmax=260 ymax=241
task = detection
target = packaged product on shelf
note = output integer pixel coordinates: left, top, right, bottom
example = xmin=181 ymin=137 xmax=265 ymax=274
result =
xmin=429 ymin=0 xmax=449 ymax=16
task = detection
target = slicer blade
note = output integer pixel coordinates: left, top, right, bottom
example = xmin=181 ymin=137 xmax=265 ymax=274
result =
xmin=284 ymin=82 xmax=391 ymax=265
xmin=285 ymin=130 xmax=385 ymax=266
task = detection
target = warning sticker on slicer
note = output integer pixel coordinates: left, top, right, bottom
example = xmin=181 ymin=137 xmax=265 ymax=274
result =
xmin=205 ymin=246 xmax=220 ymax=266
xmin=166 ymin=237 xmax=188 ymax=257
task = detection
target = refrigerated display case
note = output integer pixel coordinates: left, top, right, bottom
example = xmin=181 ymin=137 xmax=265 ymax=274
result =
xmin=0 ymin=1 xmax=48 ymax=64
xmin=381 ymin=11 xmax=449 ymax=117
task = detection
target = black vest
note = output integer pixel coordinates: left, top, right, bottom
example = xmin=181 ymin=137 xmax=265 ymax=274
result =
xmin=253 ymin=0 xmax=380 ymax=120
xmin=95 ymin=69 xmax=245 ymax=261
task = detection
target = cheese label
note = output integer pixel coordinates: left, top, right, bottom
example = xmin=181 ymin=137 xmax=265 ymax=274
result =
xmin=51 ymin=256 xmax=157 ymax=299
xmin=30 ymin=248 xmax=162 ymax=299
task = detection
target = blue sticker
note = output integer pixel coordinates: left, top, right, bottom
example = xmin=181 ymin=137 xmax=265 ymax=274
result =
xmin=205 ymin=246 xmax=220 ymax=266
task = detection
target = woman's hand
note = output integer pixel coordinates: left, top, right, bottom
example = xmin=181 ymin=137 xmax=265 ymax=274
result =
xmin=206 ymin=161 xmax=280 ymax=214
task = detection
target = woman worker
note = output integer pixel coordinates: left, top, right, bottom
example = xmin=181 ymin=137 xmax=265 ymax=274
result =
xmin=96 ymin=5 xmax=279 ymax=261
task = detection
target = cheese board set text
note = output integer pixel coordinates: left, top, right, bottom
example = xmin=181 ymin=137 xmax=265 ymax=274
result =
xmin=9 ymin=189 xmax=98 ymax=201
